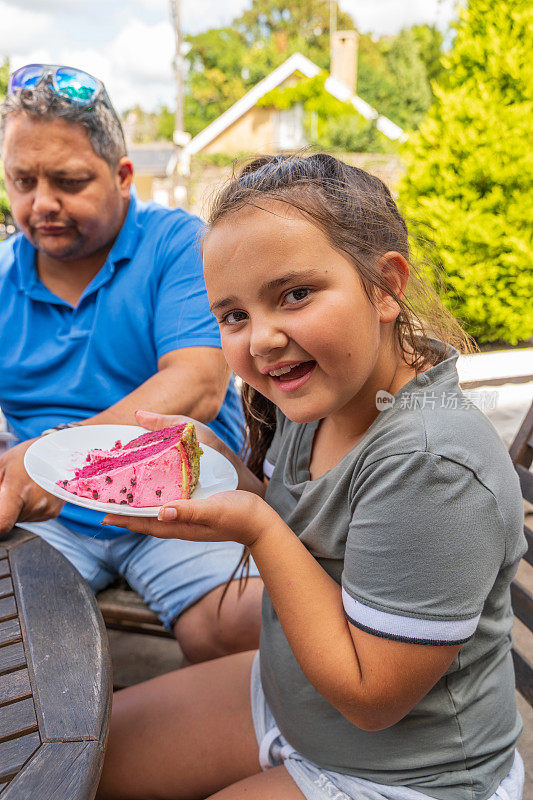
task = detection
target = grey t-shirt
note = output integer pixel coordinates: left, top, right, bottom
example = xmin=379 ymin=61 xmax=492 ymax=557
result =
xmin=260 ymin=339 xmax=526 ymax=800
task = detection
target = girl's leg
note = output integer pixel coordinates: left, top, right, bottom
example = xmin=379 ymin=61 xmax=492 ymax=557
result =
xmin=207 ymin=766 xmax=306 ymax=799
xmin=97 ymin=650 xmax=261 ymax=800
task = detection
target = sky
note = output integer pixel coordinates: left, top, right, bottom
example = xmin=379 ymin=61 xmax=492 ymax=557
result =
xmin=1 ymin=0 xmax=458 ymax=112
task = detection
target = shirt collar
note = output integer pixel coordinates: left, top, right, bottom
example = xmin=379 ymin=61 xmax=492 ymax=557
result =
xmin=14 ymin=187 xmax=143 ymax=305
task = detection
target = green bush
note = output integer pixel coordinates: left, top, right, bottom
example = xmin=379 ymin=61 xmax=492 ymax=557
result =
xmin=399 ymin=0 xmax=533 ymax=344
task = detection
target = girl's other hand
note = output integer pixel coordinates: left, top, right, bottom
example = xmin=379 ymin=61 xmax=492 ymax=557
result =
xmin=134 ymin=409 xmax=226 ymax=454
xmin=101 ymin=489 xmax=273 ymax=549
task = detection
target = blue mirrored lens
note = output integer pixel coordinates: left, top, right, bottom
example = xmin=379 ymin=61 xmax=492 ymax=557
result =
xmin=55 ymin=68 xmax=99 ymax=103
xmin=10 ymin=64 xmax=45 ymax=92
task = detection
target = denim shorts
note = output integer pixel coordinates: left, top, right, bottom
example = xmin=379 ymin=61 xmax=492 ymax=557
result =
xmin=18 ymin=518 xmax=259 ymax=629
xmin=250 ymin=653 xmax=524 ymax=800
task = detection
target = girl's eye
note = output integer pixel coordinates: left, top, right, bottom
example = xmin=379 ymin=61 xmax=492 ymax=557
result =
xmin=284 ymin=287 xmax=311 ymax=305
xmin=222 ymin=310 xmax=248 ymax=325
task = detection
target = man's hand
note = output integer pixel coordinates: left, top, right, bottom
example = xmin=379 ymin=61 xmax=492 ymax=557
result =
xmin=0 ymin=439 xmax=64 ymax=534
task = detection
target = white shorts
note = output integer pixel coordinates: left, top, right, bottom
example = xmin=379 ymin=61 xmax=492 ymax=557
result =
xmin=250 ymin=653 xmax=524 ymax=800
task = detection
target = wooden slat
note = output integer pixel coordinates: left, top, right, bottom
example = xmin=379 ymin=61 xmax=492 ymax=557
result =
xmin=103 ymin=619 xmax=173 ymax=638
xmin=509 ymin=401 xmax=533 ymax=466
xmin=0 ymin=642 xmax=26 ymax=676
xmin=0 ymin=669 xmax=31 ymax=707
xmin=511 ymin=581 xmax=533 ymax=632
xmin=0 ymin=577 xmax=13 ymax=600
xmin=512 ymin=649 xmax=533 ymax=707
xmin=0 ymin=559 xmax=10 ymax=580
xmin=0 ymin=530 xmax=34 ymax=551
xmin=1 ymin=741 xmax=104 ymax=800
xmin=98 ymin=598 xmax=160 ymax=625
xmin=516 ymin=464 xmax=533 ymax=504
xmin=524 ymin=524 xmax=533 ymax=568
xmin=0 ymin=619 xmax=21 ymax=648
xmin=10 ymin=536 xmax=111 ymax=743
xmin=0 ymin=732 xmax=40 ymax=782
xmin=0 ymin=597 xmax=16 ymax=623
xmin=0 ymin=697 xmax=37 ymax=742
xmin=0 ymin=549 xmax=7 ymax=560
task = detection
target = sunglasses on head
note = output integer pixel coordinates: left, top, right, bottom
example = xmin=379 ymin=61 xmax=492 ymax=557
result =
xmin=8 ymin=64 xmax=124 ymax=140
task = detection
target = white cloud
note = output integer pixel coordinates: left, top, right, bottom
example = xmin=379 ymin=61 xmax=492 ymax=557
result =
xmin=5 ymin=0 xmax=75 ymax=11
xmin=0 ymin=1 xmax=54 ymax=54
xmin=1 ymin=0 xmax=458 ymax=112
xmin=341 ymin=0 xmax=456 ymax=35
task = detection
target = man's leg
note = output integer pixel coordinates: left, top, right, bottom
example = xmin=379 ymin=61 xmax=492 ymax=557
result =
xmin=118 ymin=536 xmax=263 ymax=662
xmin=173 ymin=577 xmax=263 ymax=663
xmin=16 ymin=519 xmax=117 ymax=591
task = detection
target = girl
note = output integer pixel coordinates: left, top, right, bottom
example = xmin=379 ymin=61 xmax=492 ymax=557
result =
xmin=96 ymin=154 xmax=526 ymax=800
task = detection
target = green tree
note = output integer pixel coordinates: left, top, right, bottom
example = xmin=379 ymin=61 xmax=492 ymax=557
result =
xmin=358 ymin=30 xmax=432 ymax=129
xmin=400 ymin=0 xmax=533 ymax=344
xmin=410 ymin=24 xmax=445 ymax=88
xmin=184 ymin=0 xmax=354 ymax=136
xmin=0 ymin=58 xmax=10 ymax=215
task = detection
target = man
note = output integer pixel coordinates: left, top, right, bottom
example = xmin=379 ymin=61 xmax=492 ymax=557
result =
xmin=0 ymin=64 xmax=262 ymax=663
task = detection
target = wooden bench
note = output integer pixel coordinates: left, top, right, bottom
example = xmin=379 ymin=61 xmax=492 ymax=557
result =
xmin=97 ymin=580 xmax=172 ymax=639
xmin=509 ymin=400 xmax=533 ymax=707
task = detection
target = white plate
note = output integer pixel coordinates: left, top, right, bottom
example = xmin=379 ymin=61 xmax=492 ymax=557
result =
xmin=24 ymin=424 xmax=238 ymax=517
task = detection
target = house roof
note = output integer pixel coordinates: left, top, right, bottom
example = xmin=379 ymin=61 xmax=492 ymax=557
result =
xmin=128 ymin=143 xmax=178 ymax=177
xmin=185 ymin=52 xmax=405 ymax=156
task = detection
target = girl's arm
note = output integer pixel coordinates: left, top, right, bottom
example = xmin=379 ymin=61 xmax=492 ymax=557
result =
xmin=249 ymin=504 xmax=461 ymax=731
xmin=102 ymin=492 xmax=460 ymax=731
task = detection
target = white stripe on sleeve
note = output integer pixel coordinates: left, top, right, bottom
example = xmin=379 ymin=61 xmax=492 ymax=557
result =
xmin=342 ymin=587 xmax=480 ymax=645
xmin=263 ymin=458 xmax=275 ymax=479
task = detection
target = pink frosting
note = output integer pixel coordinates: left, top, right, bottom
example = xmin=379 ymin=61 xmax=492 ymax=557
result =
xmin=59 ymin=426 xmax=193 ymax=507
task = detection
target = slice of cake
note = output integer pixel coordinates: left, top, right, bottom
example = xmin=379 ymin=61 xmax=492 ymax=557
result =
xmin=59 ymin=423 xmax=202 ymax=507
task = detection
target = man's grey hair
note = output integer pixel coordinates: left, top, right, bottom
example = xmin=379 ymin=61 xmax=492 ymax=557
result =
xmin=0 ymin=82 xmax=127 ymax=167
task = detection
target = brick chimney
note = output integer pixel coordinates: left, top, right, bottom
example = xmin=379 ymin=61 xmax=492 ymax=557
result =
xmin=330 ymin=30 xmax=359 ymax=95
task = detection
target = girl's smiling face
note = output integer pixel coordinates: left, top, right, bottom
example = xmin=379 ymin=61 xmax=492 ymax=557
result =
xmin=203 ymin=202 xmax=404 ymax=424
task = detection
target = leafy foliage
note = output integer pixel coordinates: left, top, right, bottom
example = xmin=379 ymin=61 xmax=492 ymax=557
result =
xmin=258 ymin=71 xmax=396 ymax=153
xmin=0 ymin=58 xmax=10 ymax=214
xmin=399 ymin=0 xmax=533 ymax=344
xmin=183 ymin=1 xmax=439 ymax=139
xmin=358 ymin=30 xmax=433 ymax=129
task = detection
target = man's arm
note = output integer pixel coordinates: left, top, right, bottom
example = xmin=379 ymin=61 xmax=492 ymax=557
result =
xmin=0 ymin=346 xmax=231 ymax=533
xmin=83 ymin=347 xmax=230 ymax=426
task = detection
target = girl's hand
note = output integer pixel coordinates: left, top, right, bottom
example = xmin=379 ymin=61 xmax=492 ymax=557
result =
xmin=101 ymin=490 xmax=273 ymax=548
xmin=134 ymin=409 xmax=227 ymax=454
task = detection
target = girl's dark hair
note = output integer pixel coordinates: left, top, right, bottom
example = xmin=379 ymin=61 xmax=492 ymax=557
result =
xmin=208 ymin=152 xmax=476 ymax=598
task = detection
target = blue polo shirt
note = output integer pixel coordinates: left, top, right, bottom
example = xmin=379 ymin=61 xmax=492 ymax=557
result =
xmin=0 ymin=191 xmax=243 ymax=538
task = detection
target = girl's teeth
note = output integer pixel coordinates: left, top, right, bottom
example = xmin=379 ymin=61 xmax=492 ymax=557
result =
xmin=269 ymin=364 xmax=295 ymax=377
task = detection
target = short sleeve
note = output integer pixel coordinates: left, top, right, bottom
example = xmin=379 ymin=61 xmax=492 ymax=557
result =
xmin=342 ymin=451 xmax=505 ymax=646
xmin=154 ymin=215 xmax=222 ymax=358
xmin=263 ymin=408 xmax=286 ymax=479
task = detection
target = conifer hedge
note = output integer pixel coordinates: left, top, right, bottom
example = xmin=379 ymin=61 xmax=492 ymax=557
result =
xmin=399 ymin=0 xmax=532 ymax=344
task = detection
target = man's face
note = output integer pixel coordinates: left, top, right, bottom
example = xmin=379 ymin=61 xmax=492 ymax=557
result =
xmin=2 ymin=114 xmax=132 ymax=261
